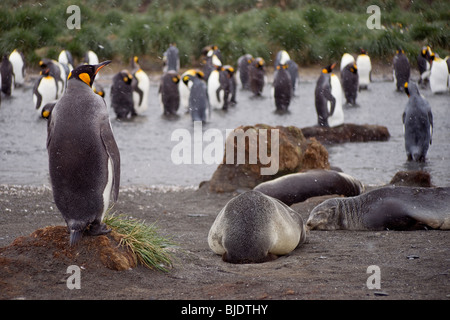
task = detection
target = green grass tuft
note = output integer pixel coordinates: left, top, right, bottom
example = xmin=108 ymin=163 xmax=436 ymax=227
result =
xmin=104 ymin=212 xmax=176 ymax=273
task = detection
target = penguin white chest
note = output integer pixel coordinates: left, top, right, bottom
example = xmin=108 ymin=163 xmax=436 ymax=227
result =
xmin=430 ymin=59 xmax=449 ymax=93
xmin=133 ymin=70 xmax=150 ymax=114
xmin=207 ymin=70 xmax=221 ymax=108
xmin=356 ymin=55 xmax=371 ymax=86
xmin=101 ymin=157 xmax=114 ymax=221
xmin=34 ymin=77 xmax=58 ymax=113
xmin=327 ymin=75 xmax=344 ymax=128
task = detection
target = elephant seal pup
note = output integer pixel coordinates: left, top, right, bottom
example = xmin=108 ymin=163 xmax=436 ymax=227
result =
xmin=307 ymin=186 xmax=450 ymax=231
xmin=254 ymin=169 xmax=364 ymax=206
xmin=208 ymin=190 xmax=306 ymax=264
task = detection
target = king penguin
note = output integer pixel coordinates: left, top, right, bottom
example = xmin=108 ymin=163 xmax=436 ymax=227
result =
xmin=58 ymin=49 xmax=74 ymax=71
xmin=341 ymin=63 xmax=358 ymax=106
xmin=417 ymin=46 xmax=431 ymax=87
xmin=163 ymin=43 xmax=180 ymax=73
xmin=340 ymin=53 xmax=355 ymax=72
xmin=183 ymin=73 xmax=210 ymax=122
xmin=275 ymin=51 xmax=299 ymax=95
xmin=237 ymin=54 xmax=253 ymax=90
xmin=315 ymin=63 xmax=344 ymax=127
xmin=33 ymin=67 xmax=58 ymax=116
xmin=249 ymin=57 xmax=265 ymax=96
xmin=393 ymin=48 xmax=410 ymax=91
xmin=47 ymin=60 xmax=120 ymax=246
xmin=9 ymin=49 xmax=26 ymax=87
xmin=356 ymin=49 xmax=371 ymax=90
xmin=1 ymin=55 xmax=14 ymax=96
xmin=272 ymin=52 xmax=292 ymax=112
xmin=159 ymin=70 xmax=180 ymax=116
xmin=179 ymin=69 xmax=204 ymax=112
xmin=207 ymin=54 xmax=224 ymax=109
xmin=39 ymin=59 xmax=66 ymax=97
xmin=131 ymin=56 xmax=150 ymax=115
xmin=110 ymin=70 xmax=134 ymax=119
xmin=402 ymin=82 xmax=433 ymax=162
xmin=429 ymin=51 xmax=449 ymax=94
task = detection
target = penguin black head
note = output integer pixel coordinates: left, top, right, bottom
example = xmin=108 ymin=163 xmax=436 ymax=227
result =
xmin=350 ymin=64 xmax=357 ymax=73
xmin=68 ymin=60 xmax=111 ymax=87
xmin=322 ymin=63 xmax=336 ymax=74
xmin=360 ymin=48 xmax=367 ymax=55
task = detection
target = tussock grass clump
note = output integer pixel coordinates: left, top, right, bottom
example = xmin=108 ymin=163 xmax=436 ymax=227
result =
xmin=104 ymin=213 xmax=176 ymax=273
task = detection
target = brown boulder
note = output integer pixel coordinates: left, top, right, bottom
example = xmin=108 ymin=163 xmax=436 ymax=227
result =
xmin=301 ymin=123 xmax=390 ymax=144
xmin=389 ymin=170 xmax=432 ymax=187
xmin=208 ymin=124 xmax=330 ymax=192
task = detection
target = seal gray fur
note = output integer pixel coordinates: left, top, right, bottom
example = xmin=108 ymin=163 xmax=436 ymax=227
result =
xmin=208 ymin=190 xmax=306 ymax=264
xmin=307 ymin=186 xmax=450 ymax=231
xmin=254 ymin=169 xmax=364 ymax=206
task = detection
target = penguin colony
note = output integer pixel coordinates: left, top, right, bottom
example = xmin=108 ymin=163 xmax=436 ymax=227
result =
xmin=3 ymin=41 xmax=447 ymax=249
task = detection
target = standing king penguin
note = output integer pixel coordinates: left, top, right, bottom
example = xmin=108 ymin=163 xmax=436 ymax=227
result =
xmin=33 ymin=67 xmax=58 ymax=116
xmin=1 ymin=55 xmax=14 ymax=96
xmin=429 ymin=51 xmax=449 ymax=94
xmin=9 ymin=49 xmax=26 ymax=87
xmin=356 ymin=49 xmax=371 ymax=90
xmin=341 ymin=63 xmax=358 ymax=105
xmin=111 ymin=70 xmax=134 ymax=119
xmin=131 ymin=56 xmax=150 ymax=115
xmin=272 ymin=51 xmax=292 ymax=112
xmin=183 ymin=73 xmax=210 ymax=122
xmin=249 ymin=57 xmax=265 ymax=96
xmin=315 ymin=64 xmax=344 ymax=127
xmin=402 ymin=82 xmax=433 ymax=162
xmin=47 ymin=60 xmax=120 ymax=246
xmin=393 ymin=48 xmax=410 ymax=91
xmin=159 ymin=70 xmax=180 ymax=116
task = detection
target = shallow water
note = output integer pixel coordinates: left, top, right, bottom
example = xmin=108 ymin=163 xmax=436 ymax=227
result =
xmin=1 ymin=74 xmax=449 ymax=188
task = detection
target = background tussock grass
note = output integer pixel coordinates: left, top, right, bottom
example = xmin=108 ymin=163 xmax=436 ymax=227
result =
xmin=1 ymin=0 xmax=448 ymax=70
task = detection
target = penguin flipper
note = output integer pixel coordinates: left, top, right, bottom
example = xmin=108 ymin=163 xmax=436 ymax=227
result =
xmin=100 ymin=122 xmax=121 ymax=202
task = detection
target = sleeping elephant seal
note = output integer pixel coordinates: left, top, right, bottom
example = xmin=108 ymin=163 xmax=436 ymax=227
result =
xmin=254 ymin=169 xmax=364 ymax=206
xmin=208 ymin=190 xmax=306 ymax=264
xmin=307 ymin=186 xmax=450 ymax=231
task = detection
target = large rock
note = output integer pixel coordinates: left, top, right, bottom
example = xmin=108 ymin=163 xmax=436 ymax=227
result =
xmin=208 ymin=124 xmax=330 ymax=192
xmin=301 ymin=123 xmax=390 ymax=144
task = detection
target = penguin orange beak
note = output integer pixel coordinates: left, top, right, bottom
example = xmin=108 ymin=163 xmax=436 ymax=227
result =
xmin=94 ymin=60 xmax=112 ymax=75
xmin=331 ymin=63 xmax=336 ymax=70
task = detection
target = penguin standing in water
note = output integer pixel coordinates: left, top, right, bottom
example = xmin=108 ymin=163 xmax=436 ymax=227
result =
xmin=402 ymin=82 xmax=433 ymax=162
xmin=179 ymin=69 xmax=204 ymax=112
xmin=208 ymin=54 xmax=228 ymax=110
xmin=131 ymin=56 xmax=150 ymax=115
xmin=9 ymin=49 xmax=26 ymax=87
xmin=237 ymin=54 xmax=253 ymax=90
xmin=249 ymin=57 xmax=265 ymax=96
xmin=110 ymin=70 xmax=134 ymax=119
xmin=393 ymin=48 xmax=410 ymax=91
xmin=429 ymin=51 xmax=449 ymax=94
xmin=315 ymin=63 xmax=344 ymax=127
xmin=33 ymin=67 xmax=58 ymax=116
xmin=183 ymin=73 xmax=210 ymax=122
xmin=1 ymin=55 xmax=14 ymax=96
xmin=356 ymin=49 xmax=371 ymax=90
xmin=159 ymin=70 xmax=180 ymax=116
xmin=417 ymin=46 xmax=431 ymax=87
xmin=272 ymin=54 xmax=292 ymax=112
xmin=163 ymin=43 xmax=180 ymax=73
xmin=223 ymin=65 xmax=237 ymax=105
xmin=275 ymin=51 xmax=299 ymax=96
xmin=47 ymin=60 xmax=120 ymax=246
xmin=341 ymin=63 xmax=358 ymax=106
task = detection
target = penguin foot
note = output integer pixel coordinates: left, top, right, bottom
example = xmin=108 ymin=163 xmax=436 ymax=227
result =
xmin=87 ymin=222 xmax=111 ymax=236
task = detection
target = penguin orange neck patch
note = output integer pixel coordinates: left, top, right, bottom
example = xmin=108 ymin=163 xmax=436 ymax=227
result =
xmin=79 ymin=73 xmax=91 ymax=86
